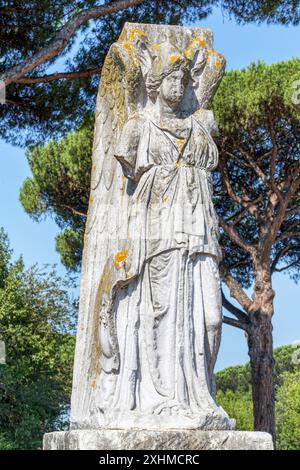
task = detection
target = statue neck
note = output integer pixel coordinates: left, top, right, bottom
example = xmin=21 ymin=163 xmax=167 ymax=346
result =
xmin=158 ymin=97 xmax=181 ymax=120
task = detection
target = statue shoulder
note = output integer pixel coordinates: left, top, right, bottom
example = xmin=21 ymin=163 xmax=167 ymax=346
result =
xmin=192 ymin=109 xmax=218 ymax=136
xmin=115 ymin=115 xmax=145 ymax=157
xmin=120 ymin=114 xmax=145 ymax=137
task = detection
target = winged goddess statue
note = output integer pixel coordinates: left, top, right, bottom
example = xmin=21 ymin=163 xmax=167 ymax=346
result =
xmin=70 ymin=23 xmax=234 ymax=431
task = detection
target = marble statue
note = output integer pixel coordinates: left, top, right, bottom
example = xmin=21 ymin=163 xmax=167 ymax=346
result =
xmin=70 ymin=22 xmax=234 ymax=431
xmin=43 ymin=22 xmax=274 ymax=451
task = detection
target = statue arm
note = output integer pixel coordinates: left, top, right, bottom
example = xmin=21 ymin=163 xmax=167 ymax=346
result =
xmin=114 ymin=117 xmax=142 ymax=181
xmin=193 ymin=111 xmax=219 ymax=171
xmin=193 ymin=109 xmax=218 ymax=137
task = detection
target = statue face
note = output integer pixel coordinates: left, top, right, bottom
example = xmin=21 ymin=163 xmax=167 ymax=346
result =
xmin=159 ymin=69 xmax=186 ymax=109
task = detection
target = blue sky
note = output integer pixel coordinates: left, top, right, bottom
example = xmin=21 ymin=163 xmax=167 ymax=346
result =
xmin=0 ymin=7 xmax=299 ymax=371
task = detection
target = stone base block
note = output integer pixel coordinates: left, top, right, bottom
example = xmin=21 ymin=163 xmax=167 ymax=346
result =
xmin=43 ymin=429 xmax=273 ymax=450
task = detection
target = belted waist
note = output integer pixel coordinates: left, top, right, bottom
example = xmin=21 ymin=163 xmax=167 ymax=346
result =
xmin=154 ymin=162 xmax=208 ymax=171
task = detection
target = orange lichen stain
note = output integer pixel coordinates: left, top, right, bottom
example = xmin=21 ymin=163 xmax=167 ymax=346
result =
xmin=207 ymin=49 xmax=217 ymax=57
xmin=215 ymin=60 xmax=222 ymax=69
xmin=169 ymin=54 xmax=181 ymax=64
xmin=92 ymin=164 xmax=96 ymax=172
xmin=129 ymin=28 xmax=147 ymax=42
xmin=91 ymin=379 xmax=97 ymax=390
xmin=113 ymin=250 xmax=128 ymax=269
xmin=123 ymin=42 xmax=134 ymax=52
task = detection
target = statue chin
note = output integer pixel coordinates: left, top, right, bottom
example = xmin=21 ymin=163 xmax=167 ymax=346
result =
xmin=162 ymin=96 xmax=183 ymax=109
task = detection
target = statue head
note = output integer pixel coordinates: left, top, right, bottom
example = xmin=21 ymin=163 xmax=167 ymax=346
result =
xmin=115 ymin=27 xmax=226 ymax=117
xmin=145 ymin=42 xmax=190 ymax=108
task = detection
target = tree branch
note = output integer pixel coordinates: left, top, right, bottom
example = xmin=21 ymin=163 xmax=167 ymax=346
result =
xmin=274 ymin=259 xmax=300 ymax=273
xmin=15 ymin=67 xmax=102 ymax=84
xmin=225 ymin=207 xmax=248 ymax=225
xmin=219 ymin=217 xmax=256 ymax=255
xmin=223 ymin=315 xmax=248 ymax=331
xmin=60 ymin=204 xmax=87 ymax=218
xmin=0 ymin=0 xmax=145 ymax=86
xmin=219 ymin=264 xmax=253 ymax=313
xmin=277 ymin=228 xmax=300 ymax=243
xmin=4 ymin=98 xmax=34 ymax=110
xmin=262 ymin=172 xmax=300 ymax=260
xmin=268 ymin=118 xmax=284 ymax=204
xmin=271 ymin=244 xmax=300 ymax=273
xmin=219 ymin=157 xmax=260 ymax=220
xmin=222 ymin=290 xmax=250 ymax=325
xmin=237 ymin=145 xmax=270 ymax=188
xmin=285 ymin=206 xmax=300 ymax=219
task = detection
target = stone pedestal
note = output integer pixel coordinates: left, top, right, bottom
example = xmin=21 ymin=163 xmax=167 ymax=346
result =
xmin=43 ymin=430 xmax=273 ymax=450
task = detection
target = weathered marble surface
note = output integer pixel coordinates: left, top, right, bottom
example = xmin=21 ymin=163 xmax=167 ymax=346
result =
xmin=44 ymin=430 xmax=274 ymax=450
xmin=70 ymin=21 xmax=234 ymax=433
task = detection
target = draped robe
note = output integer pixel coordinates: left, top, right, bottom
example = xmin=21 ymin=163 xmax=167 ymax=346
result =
xmin=92 ymin=114 xmax=233 ymax=429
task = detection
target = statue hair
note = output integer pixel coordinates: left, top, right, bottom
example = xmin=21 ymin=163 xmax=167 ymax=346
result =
xmin=145 ymin=56 xmax=190 ymax=100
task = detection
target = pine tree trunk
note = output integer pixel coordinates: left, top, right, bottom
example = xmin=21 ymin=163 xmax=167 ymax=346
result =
xmin=247 ymin=269 xmax=276 ymax=443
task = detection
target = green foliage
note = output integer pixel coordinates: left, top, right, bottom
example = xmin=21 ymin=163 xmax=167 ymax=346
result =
xmin=217 ymin=388 xmax=253 ymax=430
xmin=276 ymin=371 xmax=300 ymax=450
xmin=221 ymin=0 xmax=300 ymax=25
xmin=213 ymin=59 xmax=300 ymax=133
xmin=19 ymin=115 xmax=93 ymax=269
xmin=0 ymin=230 xmax=77 ymax=449
xmin=212 ymin=58 xmax=300 ymax=287
xmin=20 ymin=115 xmax=93 ymax=225
xmin=2 ymin=1 xmax=299 ymax=146
xmin=216 ymin=344 xmax=299 ymax=393
xmin=1 ymin=0 xmax=213 ymax=146
xmin=216 ymin=364 xmax=251 ymax=393
xmin=0 ymin=228 xmax=12 ymax=288
xmin=216 ymin=344 xmax=300 ymax=449
xmin=55 ymin=227 xmax=84 ymax=271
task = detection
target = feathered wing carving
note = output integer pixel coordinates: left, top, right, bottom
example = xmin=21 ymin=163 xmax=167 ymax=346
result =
xmin=71 ymin=38 xmax=144 ymax=426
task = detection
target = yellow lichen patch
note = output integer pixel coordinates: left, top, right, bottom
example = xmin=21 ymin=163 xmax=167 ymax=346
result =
xmin=176 ymin=138 xmax=185 ymax=153
xmin=176 ymin=158 xmax=183 ymax=168
xmin=89 ymin=195 xmax=94 ymax=204
xmin=152 ymin=43 xmax=161 ymax=50
xmin=92 ymin=164 xmax=96 ymax=172
xmin=89 ymin=259 xmax=113 ymax=378
xmin=114 ymin=250 xmax=128 ymax=269
xmin=163 ymin=196 xmax=168 ymax=204
xmin=169 ymin=54 xmax=181 ymax=64
xmin=91 ymin=379 xmax=97 ymax=390
xmin=129 ymin=28 xmax=148 ymax=42
xmin=185 ymin=36 xmax=207 ymax=59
